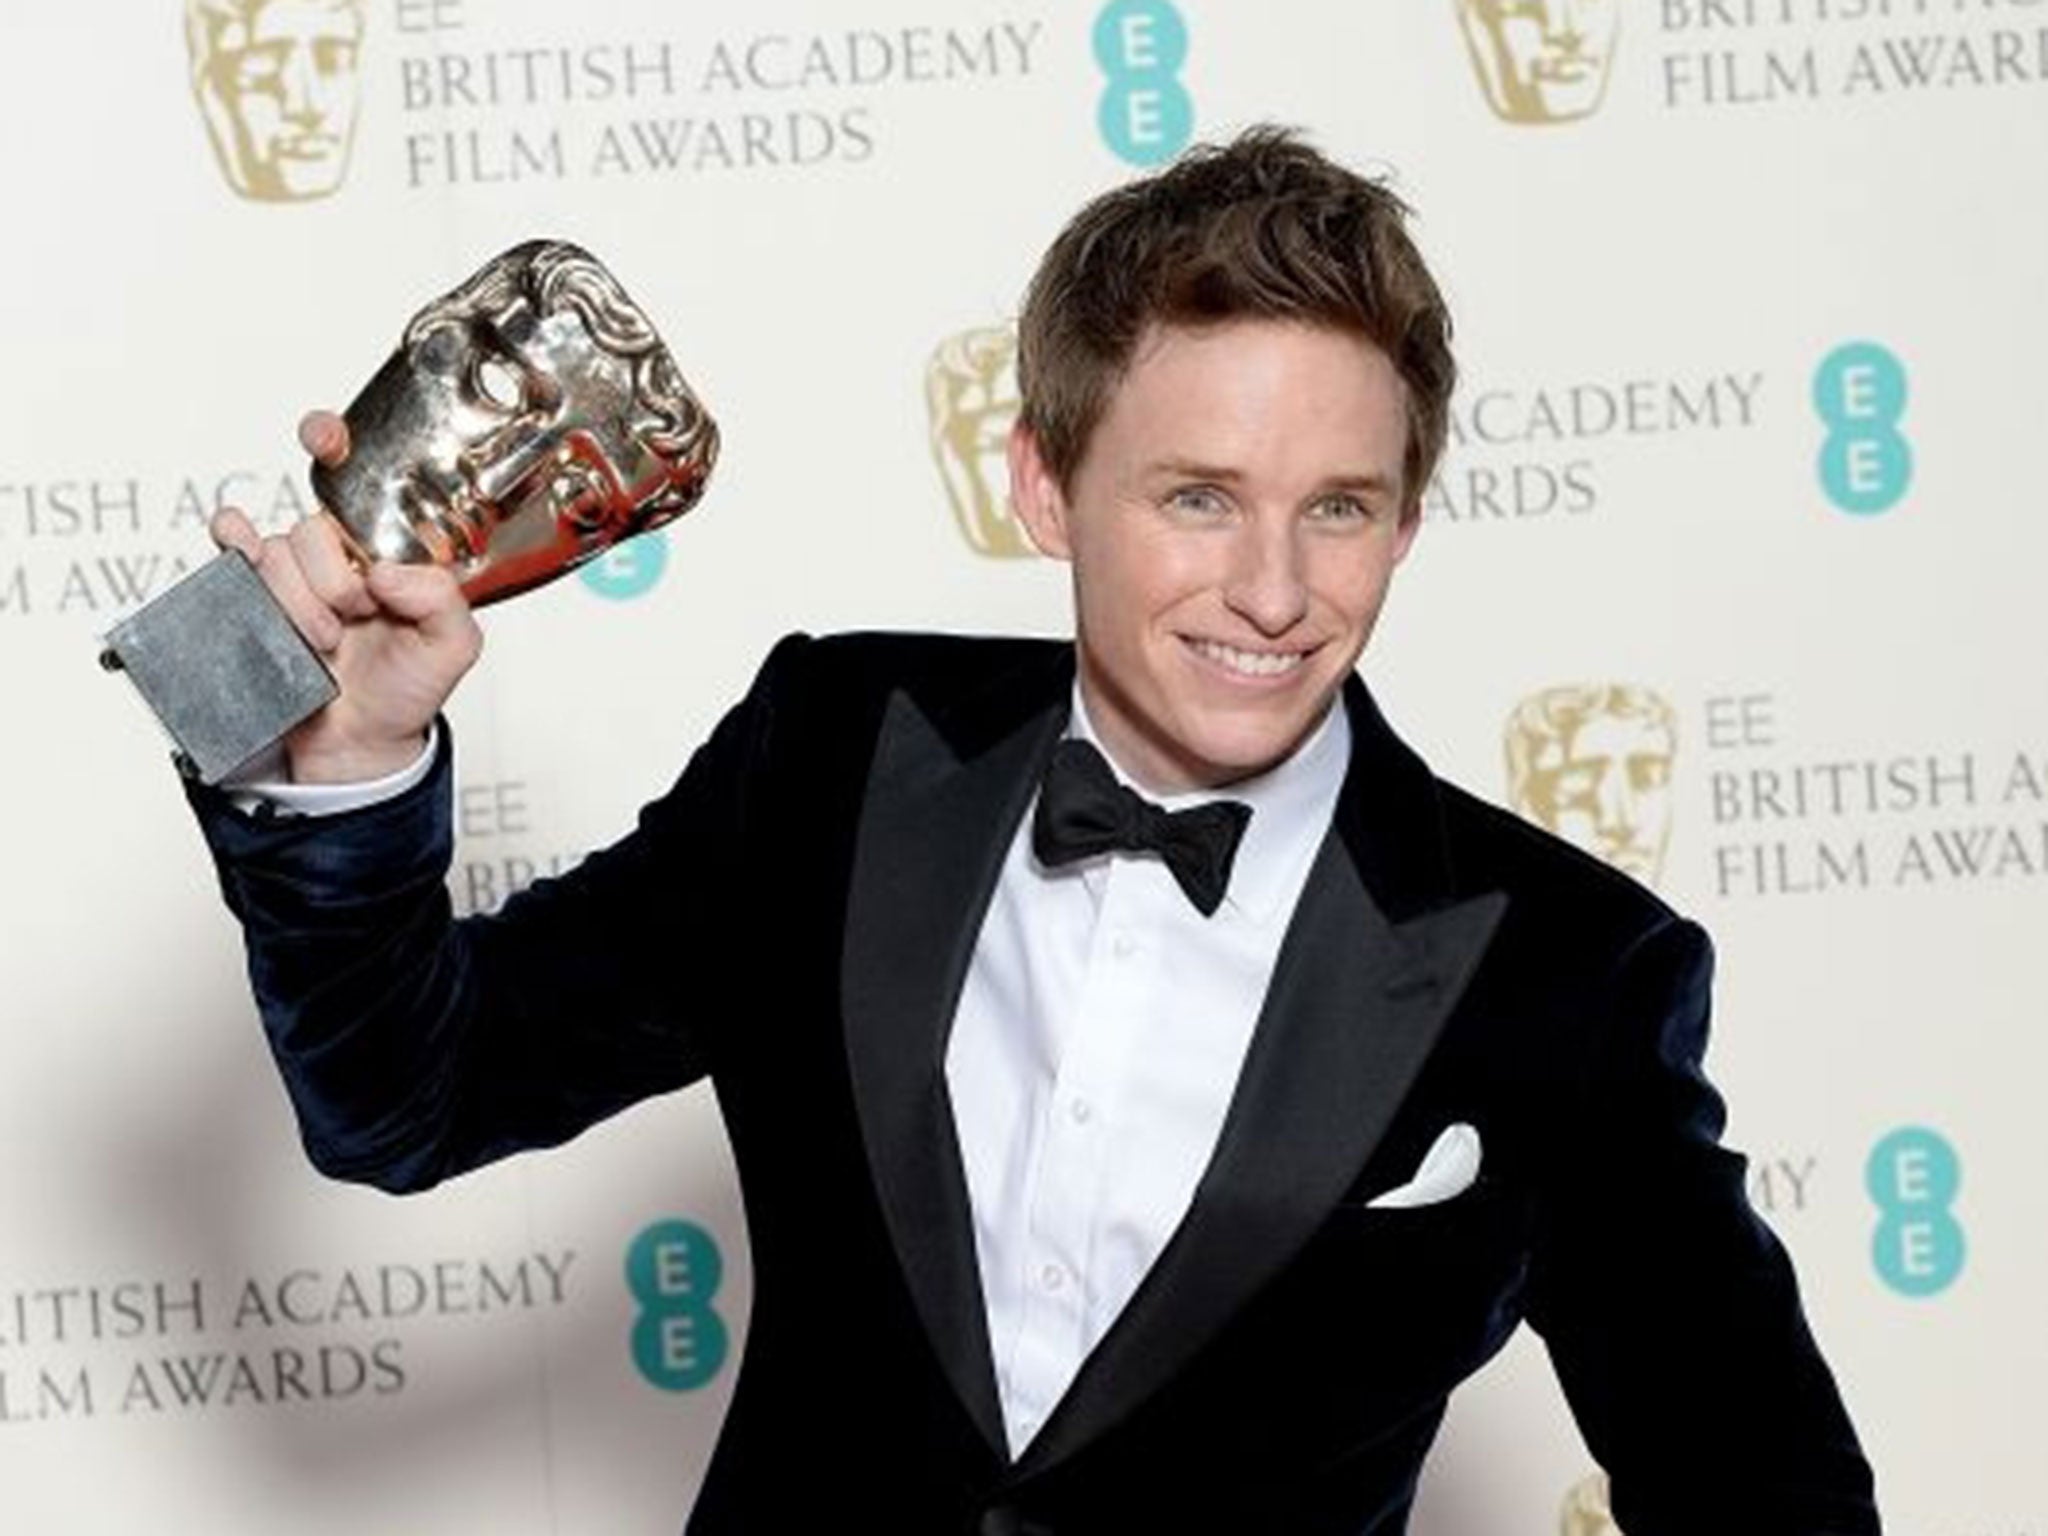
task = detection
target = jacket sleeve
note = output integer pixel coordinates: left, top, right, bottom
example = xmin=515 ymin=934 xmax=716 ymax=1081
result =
xmin=184 ymin=633 xmax=809 ymax=1193
xmin=1524 ymin=915 xmax=1881 ymax=1535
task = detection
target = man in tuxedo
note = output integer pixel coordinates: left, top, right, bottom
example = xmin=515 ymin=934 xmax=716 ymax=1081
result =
xmin=194 ymin=129 xmax=1879 ymax=1533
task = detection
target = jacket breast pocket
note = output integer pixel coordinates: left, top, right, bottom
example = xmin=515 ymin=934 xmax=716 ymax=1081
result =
xmin=1332 ymin=1170 xmax=1506 ymax=1228
xmin=1318 ymin=1173 xmax=1533 ymax=1299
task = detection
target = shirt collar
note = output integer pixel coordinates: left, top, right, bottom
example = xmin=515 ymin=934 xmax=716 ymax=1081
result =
xmin=1067 ymin=683 xmax=1350 ymax=925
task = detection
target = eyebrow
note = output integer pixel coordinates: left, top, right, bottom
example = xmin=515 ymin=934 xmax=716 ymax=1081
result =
xmin=1319 ymin=472 xmax=1402 ymax=498
xmin=1143 ymin=459 xmax=1402 ymax=497
xmin=1145 ymin=458 xmax=1242 ymax=483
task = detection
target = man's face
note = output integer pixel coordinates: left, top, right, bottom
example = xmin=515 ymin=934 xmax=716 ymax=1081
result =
xmin=192 ymin=0 xmax=362 ymax=201
xmin=1010 ymin=321 xmax=1418 ymax=792
xmin=1458 ymin=0 xmax=1620 ymax=123
xmin=1535 ymin=712 xmax=1674 ymax=882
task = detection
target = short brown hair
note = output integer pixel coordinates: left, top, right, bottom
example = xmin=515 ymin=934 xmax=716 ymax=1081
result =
xmin=1017 ymin=126 xmax=1455 ymax=508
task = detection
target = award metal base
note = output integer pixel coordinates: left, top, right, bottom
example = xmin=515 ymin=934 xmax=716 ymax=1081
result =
xmin=99 ymin=550 xmax=338 ymax=786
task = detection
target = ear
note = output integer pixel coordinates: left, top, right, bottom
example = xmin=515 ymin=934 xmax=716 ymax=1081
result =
xmin=1007 ymin=421 xmax=1074 ymax=561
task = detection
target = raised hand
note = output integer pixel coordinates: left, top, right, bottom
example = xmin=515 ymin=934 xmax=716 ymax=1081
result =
xmin=208 ymin=412 xmax=482 ymax=784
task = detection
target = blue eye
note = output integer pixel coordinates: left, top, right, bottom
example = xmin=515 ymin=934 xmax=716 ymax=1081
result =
xmin=1167 ymin=485 xmax=1228 ymax=516
xmin=1309 ymin=494 xmax=1370 ymax=523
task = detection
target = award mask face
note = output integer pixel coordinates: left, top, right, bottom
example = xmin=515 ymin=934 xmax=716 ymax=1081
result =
xmin=925 ymin=326 xmax=1031 ymax=559
xmin=185 ymin=0 xmax=365 ymax=203
xmin=1455 ymin=0 xmax=1620 ymax=125
xmin=1505 ymin=684 xmax=1677 ymax=887
xmin=314 ymin=240 xmax=718 ymax=605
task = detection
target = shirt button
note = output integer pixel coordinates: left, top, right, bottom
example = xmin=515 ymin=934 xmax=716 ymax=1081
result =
xmin=1068 ymin=1098 xmax=1093 ymax=1126
xmin=1111 ymin=932 xmax=1138 ymax=959
xmin=1039 ymin=1263 xmax=1065 ymax=1293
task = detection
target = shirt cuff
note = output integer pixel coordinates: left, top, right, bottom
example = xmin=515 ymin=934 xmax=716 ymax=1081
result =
xmin=223 ymin=725 xmax=441 ymax=818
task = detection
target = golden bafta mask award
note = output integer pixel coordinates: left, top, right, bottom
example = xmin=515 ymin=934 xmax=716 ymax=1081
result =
xmin=101 ymin=240 xmax=719 ymax=784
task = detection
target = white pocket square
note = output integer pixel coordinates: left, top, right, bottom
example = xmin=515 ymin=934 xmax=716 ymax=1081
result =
xmin=1365 ymin=1123 xmax=1482 ymax=1210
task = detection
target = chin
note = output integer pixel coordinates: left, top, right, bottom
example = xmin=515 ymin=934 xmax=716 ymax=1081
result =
xmin=1177 ymin=715 xmax=1323 ymax=785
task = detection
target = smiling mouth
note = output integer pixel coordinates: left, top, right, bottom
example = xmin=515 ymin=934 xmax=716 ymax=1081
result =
xmin=1185 ymin=637 xmax=1316 ymax=679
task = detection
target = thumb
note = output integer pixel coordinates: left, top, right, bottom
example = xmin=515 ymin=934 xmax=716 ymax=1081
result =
xmin=298 ymin=410 xmax=352 ymax=466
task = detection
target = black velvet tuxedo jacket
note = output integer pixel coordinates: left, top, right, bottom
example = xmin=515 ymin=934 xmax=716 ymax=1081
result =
xmin=191 ymin=632 xmax=1878 ymax=1535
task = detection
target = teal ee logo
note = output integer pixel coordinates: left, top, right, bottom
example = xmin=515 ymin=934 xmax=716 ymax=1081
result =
xmin=1094 ymin=1 xmax=1191 ymax=167
xmin=1866 ymin=1126 xmax=1964 ymax=1298
xmin=627 ymin=1219 xmax=729 ymax=1390
xmin=1814 ymin=341 xmax=1912 ymax=515
xmin=581 ymin=529 xmax=670 ymax=600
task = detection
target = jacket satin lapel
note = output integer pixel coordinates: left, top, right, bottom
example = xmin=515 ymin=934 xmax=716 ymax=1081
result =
xmin=1015 ymin=678 xmax=1508 ymax=1477
xmin=841 ymin=683 xmax=1067 ymax=1459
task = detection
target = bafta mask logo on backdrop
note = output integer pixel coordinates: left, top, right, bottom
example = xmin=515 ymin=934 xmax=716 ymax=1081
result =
xmin=1559 ymin=1473 xmax=1624 ymax=1536
xmin=926 ymin=326 xmax=1036 ymax=559
xmin=1456 ymin=0 xmax=1621 ymax=125
xmin=1506 ymin=684 xmax=1677 ymax=885
xmin=186 ymin=0 xmax=365 ymax=202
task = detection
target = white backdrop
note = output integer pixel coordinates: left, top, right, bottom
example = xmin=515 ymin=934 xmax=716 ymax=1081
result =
xmin=2 ymin=3 xmax=2042 ymax=1531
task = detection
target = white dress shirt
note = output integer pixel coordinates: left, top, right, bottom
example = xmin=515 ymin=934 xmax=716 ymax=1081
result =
xmin=945 ymin=688 xmax=1349 ymax=1456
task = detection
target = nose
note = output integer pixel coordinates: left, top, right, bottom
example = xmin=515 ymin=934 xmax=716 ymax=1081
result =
xmin=1222 ymin=517 xmax=1309 ymax=636
xmin=465 ymin=422 xmax=555 ymax=506
xmin=1591 ymin=761 xmax=1632 ymax=840
xmin=280 ymin=45 xmax=322 ymax=126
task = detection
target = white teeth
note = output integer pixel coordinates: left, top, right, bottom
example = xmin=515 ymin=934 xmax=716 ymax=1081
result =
xmin=1191 ymin=639 xmax=1307 ymax=678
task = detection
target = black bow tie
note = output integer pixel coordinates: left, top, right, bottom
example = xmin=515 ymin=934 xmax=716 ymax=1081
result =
xmin=1031 ymin=739 xmax=1252 ymax=917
